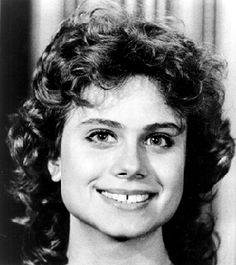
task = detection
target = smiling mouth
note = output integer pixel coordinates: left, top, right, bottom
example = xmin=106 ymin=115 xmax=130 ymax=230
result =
xmin=97 ymin=190 xmax=156 ymax=204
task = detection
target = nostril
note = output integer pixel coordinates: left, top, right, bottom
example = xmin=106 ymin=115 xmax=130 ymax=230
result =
xmin=118 ymin=172 xmax=128 ymax=176
xmin=136 ymin=173 xmax=146 ymax=179
xmin=116 ymin=171 xmax=146 ymax=179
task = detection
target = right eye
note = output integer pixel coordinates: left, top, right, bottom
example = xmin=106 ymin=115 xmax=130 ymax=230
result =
xmin=86 ymin=129 xmax=117 ymax=145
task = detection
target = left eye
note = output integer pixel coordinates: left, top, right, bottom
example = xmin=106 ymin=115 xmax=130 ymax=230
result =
xmin=145 ymin=134 xmax=173 ymax=148
xmin=86 ymin=130 xmax=117 ymax=144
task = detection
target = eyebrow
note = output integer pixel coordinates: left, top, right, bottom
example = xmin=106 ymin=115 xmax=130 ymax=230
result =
xmin=144 ymin=122 xmax=185 ymax=134
xmin=80 ymin=118 xmax=124 ymax=129
xmin=80 ymin=118 xmax=185 ymax=133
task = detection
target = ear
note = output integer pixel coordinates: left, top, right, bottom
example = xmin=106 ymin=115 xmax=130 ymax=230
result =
xmin=48 ymin=158 xmax=61 ymax=182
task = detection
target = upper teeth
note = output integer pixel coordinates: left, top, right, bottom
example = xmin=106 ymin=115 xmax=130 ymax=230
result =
xmin=101 ymin=191 xmax=150 ymax=203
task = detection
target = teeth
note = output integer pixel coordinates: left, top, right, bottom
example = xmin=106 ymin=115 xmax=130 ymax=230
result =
xmin=101 ymin=191 xmax=150 ymax=203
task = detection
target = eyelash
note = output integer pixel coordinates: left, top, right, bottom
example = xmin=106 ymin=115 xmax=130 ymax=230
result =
xmin=86 ymin=129 xmax=174 ymax=149
xmin=144 ymin=133 xmax=174 ymax=148
xmin=86 ymin=129 xmax=117 ymax=144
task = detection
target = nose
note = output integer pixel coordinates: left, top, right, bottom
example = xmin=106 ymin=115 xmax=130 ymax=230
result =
xmin=111 ymin=141 xmax=148 ymax=179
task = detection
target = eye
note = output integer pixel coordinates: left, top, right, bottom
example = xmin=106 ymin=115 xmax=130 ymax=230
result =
xmin=86 ymin=129 xmax=117 ymax=145
xmin=145 ymin=134 xmax=174 ymax=148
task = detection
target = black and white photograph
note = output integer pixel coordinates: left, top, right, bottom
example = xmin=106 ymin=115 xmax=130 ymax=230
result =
xmin=0 ymin=1 xmax=236 ymax=265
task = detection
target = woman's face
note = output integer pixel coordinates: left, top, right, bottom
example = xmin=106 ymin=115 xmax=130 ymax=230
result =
xmin=49 ymin=75 xmax=186 ymax=239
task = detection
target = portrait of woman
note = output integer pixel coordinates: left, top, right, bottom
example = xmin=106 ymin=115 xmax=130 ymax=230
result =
xmin=1 ymin=0 xmax=235 ymax=265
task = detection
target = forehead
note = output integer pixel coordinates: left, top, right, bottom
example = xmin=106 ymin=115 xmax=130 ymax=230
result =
xmin=71 ymin=75 xmax=183 ymax=128
xmin=81 ymin=76 xmax=162 ymax=107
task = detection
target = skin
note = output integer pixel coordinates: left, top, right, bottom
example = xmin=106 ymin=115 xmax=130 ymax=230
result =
xmin=48 ymin=75 xmax=186 ymax=265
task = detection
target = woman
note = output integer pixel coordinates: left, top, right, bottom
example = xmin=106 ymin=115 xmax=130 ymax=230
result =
xmin=7 ymin=0 xmax=235 ymax=264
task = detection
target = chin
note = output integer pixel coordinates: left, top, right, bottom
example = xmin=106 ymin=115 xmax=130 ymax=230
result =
xmin=100 ymin=222 xmax=161 ymax=240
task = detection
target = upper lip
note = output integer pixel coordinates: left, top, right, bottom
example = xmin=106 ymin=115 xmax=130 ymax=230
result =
xmin=96 ymin=188 xmax=158 ymax=195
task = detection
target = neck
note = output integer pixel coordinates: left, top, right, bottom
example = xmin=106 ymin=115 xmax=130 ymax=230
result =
xmin=67 ymin=215 xmax=171 ymax=265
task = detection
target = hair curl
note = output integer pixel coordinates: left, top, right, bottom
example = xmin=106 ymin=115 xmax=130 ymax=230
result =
xmin=7 ymin=1 xmax=235 ymax=264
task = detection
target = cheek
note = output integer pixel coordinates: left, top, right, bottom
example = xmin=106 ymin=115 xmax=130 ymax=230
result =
xmin=60 ymin=145 xmax=110 ymax=190
xmin=154 ymin=153 xmax=185 ymax=217
xmin=150 ymin=151 xmax=185 ymax=194
xmin=59 ymin=151 xmax=102 ymax=213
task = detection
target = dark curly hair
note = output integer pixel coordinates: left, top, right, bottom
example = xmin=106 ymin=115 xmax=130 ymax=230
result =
xmin=7 ymin=1 xmax=235 ymax=264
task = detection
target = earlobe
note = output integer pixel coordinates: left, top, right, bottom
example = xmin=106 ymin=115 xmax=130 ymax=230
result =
xmin=48 ymin=159 xmax=61 ymax=182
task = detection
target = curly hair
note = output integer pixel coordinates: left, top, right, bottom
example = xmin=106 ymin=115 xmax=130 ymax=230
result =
xmin=7 ymin=1 xmax=235 ymax=264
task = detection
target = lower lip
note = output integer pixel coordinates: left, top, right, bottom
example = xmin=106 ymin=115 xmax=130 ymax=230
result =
xmin=98 ymin=191 xmax=156 ymax=211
